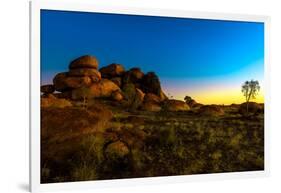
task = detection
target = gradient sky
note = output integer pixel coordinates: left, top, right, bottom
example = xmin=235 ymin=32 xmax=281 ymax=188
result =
xmin=41 ymin=10 xmax=264 ymax=104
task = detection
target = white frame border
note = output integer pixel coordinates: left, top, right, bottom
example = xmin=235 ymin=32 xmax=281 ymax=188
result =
xmin=30 ymin=0 xmax=270 ymax=192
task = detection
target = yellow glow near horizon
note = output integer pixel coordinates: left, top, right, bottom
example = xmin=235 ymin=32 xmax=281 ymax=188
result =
xmin=169 ymin=86 xmax=264 ymax=105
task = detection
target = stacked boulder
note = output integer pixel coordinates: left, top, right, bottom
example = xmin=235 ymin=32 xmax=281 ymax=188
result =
xmin=40 ymin=54 xmax=191 ymax=112
xmin=51 ymin=55 xmax=121 ymax=101
xmin=53 ymin=55 xmax=101 ymax=93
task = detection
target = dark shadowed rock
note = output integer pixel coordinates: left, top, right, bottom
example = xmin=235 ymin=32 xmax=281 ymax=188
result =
xmin=129 ymin=68 xmax=144 ymax=80
xmin=53 ymin=72 xmax=92 ymax=91
xmin=69 ymin=55 xmax=98 ymax=69
xmin=41 ymin=84 xmax=55 ymax=94
xmin=163 ymin=99 xmax=190 ymax=111
xmin=100 ymin=63 xmax=125 ymax=78
xmin=71 ymin=79 xmax=120 ymax=100
xmin=140 ymin=72 xmax=161 ymax=96
xmin=122 ymin=68 xmax=144 ymax=85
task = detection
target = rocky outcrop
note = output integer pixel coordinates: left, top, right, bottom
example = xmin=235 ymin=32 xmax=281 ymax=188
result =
xmin=49 ymin=55 xmax=169 ymax=105
xmin=163 ymin=99 xmax=190 ymax=111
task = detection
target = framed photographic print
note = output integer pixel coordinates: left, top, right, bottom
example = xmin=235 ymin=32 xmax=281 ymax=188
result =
xmin=30 ymin=0 xmax=270 ymax=192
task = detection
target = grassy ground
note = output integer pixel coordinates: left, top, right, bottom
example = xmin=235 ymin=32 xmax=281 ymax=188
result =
xmin=41 ymin=99 xmax=264 ymax=183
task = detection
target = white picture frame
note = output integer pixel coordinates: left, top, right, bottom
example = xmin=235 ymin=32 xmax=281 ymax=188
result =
xmin=30 ymin=0 xmax=270 ymax=192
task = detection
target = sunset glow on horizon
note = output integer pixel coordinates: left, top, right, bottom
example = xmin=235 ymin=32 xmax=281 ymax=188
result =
xmin=41 ymin=10 xmax=264 ymax=105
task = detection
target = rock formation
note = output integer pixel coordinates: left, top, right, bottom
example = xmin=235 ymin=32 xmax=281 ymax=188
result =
xmin=41 ymin=54 xmax=174 ymax=111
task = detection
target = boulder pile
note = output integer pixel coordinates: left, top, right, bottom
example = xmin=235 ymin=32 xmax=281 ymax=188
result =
xmin=41 ymin=55 xmax=192 ymax=111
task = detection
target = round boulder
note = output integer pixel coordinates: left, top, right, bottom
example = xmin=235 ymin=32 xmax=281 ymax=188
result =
xmin=105 ymin=141 xmax=130 ymax=160
xmin=71 ymin=79 xmax=120 ymax=100
xmin=100 ymin=63 xmax=125 ymax=78
xmin=163 ymin=99 xmax=190 ymax=111
xmin=111 ymin=90 xmax=124 ymax=101
xmin=69 ymin=55 xmax=98 ymax=69
xmin=53 ymin=72 xmax=92 ymax=91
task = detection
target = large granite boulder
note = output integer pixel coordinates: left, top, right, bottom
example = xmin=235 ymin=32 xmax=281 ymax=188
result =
xmin=53 ymin=72 xmax=92 ymax=92
xmin=100 ymin=63 xmax=125 ymax=78
xmin=71 ymin=79 xmax=120 ymax=100
xmin=69 ymin=55 xmax=98 ymax=69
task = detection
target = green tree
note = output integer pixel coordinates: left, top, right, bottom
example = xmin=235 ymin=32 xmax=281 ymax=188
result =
xmin=241 ymin=80 xmax=260 ymax=113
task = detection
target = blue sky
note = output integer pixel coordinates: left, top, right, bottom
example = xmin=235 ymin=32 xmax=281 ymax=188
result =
xmin=41 ymin=10 xmax=264 ymax=104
